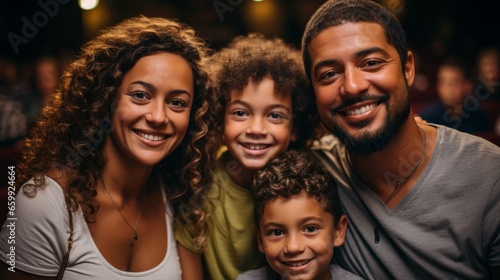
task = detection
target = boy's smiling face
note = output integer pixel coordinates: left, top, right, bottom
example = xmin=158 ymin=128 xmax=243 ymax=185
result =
xmin=256 ymin=192 xmax=347 ymax=280
xmin=223 ymin=77 xmax=296 ymax=170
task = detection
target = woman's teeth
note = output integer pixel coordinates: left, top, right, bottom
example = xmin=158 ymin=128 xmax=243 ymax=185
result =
xmin=137 ymin=132 xmax=166 ymax=141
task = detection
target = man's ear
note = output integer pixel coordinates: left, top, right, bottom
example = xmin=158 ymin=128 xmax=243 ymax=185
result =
xmin=405 ymin=51 xmax=415 ymax=88
xmin=333 ymin=215 xmax=348 ymax=247
xmin=254 ymin=224 xmax=264 ymax=253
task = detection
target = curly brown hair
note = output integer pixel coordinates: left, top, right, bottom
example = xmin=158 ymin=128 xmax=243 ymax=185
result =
xmin=252 ymin=150 xmax=343 ymax=226
xmin=17 ymin=16 xmax=219 ymax=248
xmin=209 ymin=33 xmax=321 ymax=150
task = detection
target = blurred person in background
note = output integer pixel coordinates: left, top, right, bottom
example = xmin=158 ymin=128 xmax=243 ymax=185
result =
xmin=419 ymin=58 xmax=488 ymax=133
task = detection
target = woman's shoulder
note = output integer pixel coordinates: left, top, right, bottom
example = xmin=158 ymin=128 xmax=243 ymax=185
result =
xmin=17 ymin=174 xmax=67 ymax=217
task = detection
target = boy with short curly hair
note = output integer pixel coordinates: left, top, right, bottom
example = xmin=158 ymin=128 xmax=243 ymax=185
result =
xmin=238 ymin=150 xmax=362 ymax=280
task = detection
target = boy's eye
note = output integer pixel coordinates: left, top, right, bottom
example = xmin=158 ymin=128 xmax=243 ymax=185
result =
xmin=304 ymin=226 xmax=318 ymax=233
xmin=267 ymin=229 xmax=284 ymax=237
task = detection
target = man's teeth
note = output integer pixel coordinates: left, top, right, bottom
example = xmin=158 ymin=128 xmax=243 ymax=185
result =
xmin=243 ymin=144 xmax=270 ymax=150
xmin=138 ymin=132 xmax=166 ymax=141
xmin=345 ymin=103 xmax=376 ymax=116
xmin=286 ymin=259 xmax=311 ymax=267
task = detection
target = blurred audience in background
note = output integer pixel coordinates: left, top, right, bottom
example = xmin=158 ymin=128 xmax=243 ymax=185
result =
xmin=419 ymin=58 xmax=488 ymax=133
xmin=475 ymin=47 xmax=500 ymax=100
xmin=28 ymin=56 xmax=61 ymax=123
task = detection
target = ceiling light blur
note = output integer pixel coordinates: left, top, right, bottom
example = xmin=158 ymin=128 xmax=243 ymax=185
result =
xmin=79 ymin=0 xmax=99 ymax=11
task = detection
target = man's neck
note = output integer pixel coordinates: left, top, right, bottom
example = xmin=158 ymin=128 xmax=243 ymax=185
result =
xmin=348 ymin=120 xmax=436 ymax=208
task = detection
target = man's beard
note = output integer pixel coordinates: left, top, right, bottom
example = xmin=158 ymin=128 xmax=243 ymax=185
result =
xmin=324 ymin=90 xmax=411 ymax=155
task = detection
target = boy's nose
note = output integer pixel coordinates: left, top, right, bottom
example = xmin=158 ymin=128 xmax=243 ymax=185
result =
xmin=283 ymin=234 xmax=305 ymax=254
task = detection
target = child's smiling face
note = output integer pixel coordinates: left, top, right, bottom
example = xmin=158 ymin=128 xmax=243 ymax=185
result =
xmin=223 ymin=77 xmax=296 ymax=170
xmin=256 ymin=192 xmax=347 ymax=280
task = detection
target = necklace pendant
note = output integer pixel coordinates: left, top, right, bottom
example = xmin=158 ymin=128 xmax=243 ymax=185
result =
xmin=130 ymin=231 xmax=138 ymax=247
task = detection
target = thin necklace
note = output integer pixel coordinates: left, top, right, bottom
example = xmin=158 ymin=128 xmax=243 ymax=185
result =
xmin=102 ymin=179 xmax=145 ymax=247
xmin=384 ymin=125 xmax=427 ymax=204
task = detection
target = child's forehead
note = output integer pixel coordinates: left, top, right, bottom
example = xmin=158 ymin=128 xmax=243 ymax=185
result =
xmin=227 ymin=78 xmax=293 ymax=104
xmin=262 ymin=193 xmax=332 ymax=218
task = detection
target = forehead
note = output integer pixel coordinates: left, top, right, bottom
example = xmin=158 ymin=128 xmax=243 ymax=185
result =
xmin=438 ymin=66 xmax=463 ymax=78
xmin=308 ymin=22 xmax=396 ymax=62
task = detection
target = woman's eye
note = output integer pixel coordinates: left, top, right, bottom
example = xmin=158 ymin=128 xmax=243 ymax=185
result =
xmin=131 ymin=91 xmax=148 ymax=100
xmin=169 ymin=99 xmax=187 ymax=107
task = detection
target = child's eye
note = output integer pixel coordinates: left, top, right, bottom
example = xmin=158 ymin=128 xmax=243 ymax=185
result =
xmin=267 ymin=229 xmax=284 ymax=237
xmin=268 ymin=112 xmax=285 ymax=120
xmin=303 ymin=226 xmax=319 ymax=233
xmin=232 ymin=110 xmax=248 ymax=117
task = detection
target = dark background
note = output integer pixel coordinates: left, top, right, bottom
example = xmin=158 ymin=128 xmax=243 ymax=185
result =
xmin=1 ymin=0 xmax=499 ymax=66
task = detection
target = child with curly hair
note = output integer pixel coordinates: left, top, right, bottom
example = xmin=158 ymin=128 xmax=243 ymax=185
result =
xmin=0 ymin=16 xmax=219 ymax=279
xmin=238 ymin=150 xmax=361 ymax=280
xmin=176 ymin=33 xmax=322 ymax=280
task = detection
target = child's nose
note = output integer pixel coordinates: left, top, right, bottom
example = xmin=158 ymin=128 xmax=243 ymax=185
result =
xmin=284 ymin=234 xmax=305 ymax=254
xmin=245 ymin=117 xmax=267 ymax=135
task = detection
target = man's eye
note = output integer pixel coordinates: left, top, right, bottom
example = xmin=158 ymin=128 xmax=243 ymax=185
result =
xmin=320 ymin=71 xmax=337 ymax=81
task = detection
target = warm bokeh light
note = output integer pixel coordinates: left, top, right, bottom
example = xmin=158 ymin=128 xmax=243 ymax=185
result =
xmin=79 ymin=0 xmax=99 ymax=11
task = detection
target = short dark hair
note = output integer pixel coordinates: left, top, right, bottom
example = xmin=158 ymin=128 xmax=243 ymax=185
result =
xmin=210 ymin=33 xmax=320 ymax=150
xmin=252 ymin=150 xmax=343 ymax=226
xmin=302 ymin=0 xmax=408 ymax=80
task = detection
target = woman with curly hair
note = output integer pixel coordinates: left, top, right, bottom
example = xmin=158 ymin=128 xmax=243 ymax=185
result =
xmin=0 ymin=16 xmax=218 ymax=279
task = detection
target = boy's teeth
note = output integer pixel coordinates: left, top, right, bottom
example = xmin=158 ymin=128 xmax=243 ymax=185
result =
xmin=286 ymin=259 xmax=311 ymax=267
xmin=138 ymin=132 xmax=166 ymax=141
xmin=346 ymin=103 xmax=376 ymax=116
